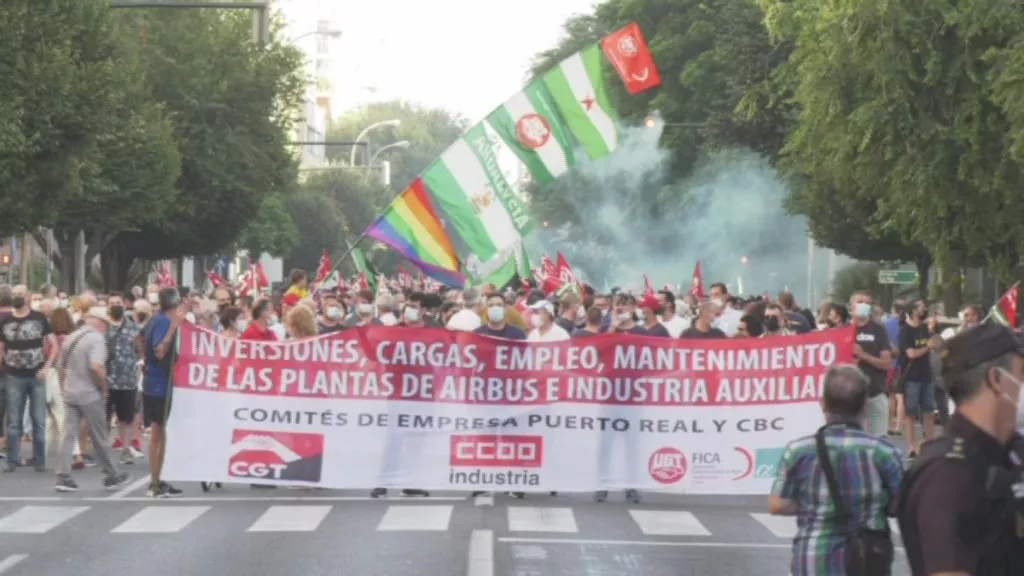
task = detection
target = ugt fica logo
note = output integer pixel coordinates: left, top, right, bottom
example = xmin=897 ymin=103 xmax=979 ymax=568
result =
xmin=648 ymin=447 xmax=687 ymax=485
xmin=228 ymin=429 xmax=324 ymax=483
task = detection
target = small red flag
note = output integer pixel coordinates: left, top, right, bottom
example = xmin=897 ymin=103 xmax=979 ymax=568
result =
xmin=601 ymin=22 xmax=661 ymax=95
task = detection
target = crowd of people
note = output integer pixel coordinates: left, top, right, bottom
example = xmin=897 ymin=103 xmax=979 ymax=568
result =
xmin=0 ymin=269 xmax=1021 ymax=574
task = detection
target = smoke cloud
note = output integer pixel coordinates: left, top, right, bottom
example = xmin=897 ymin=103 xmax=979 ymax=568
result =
xmin=530 ymin=119 xmax=843 ymax=306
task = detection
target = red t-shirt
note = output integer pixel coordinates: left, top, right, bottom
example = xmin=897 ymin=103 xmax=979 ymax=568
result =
xmin=241 ymin=322 xmax=277 ymax=341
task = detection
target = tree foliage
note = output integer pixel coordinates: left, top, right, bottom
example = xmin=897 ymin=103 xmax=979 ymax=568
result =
xmin=282 ymin=187 xmax=347 ymax=274
xmin=326 ymin=100 xmax=468 ymax=191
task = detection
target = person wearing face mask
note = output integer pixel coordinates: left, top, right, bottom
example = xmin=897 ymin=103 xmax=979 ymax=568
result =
xmin=526 ymin=300 xmax=570 ymax=342
xmin=475 ymin=294 xmax=527 ymax=340
xmin=849 ymin=291 xmax=893 ymax=437
xmin=318 ymin=294 xmax=346 ymax=333
xmin=657 ymin=290 xmax=689 ymax=338
xmin=898 ymin=299 xmax=938 ymax=460
xmin=680 ymin=301 xmax=727 ymax=339
xmin=400 ymin=292 xmax=442 ymax=328
xmin=608 ymin=293 xmax=648 ymax=335
xmin=554 ymin=293 xmax=581 ymax=334
xmin=638 ymin=295 xmax=671 ymax=337
xmin=240 ymin=298 xmax=278 ymax=342
xmin=104 ymin=293 xmax=143 ymax=465
xmin=760 ymin=303 xmax=792 ymax=338
xmin=897 ymin=323 xmax=1024 ymax=576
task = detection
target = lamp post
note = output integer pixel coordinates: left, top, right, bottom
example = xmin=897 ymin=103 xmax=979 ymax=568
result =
xmin=350 ymin=119 xmax=401 ymax=166
xmin=368 ymin=140 xmax=410 ymax=165
xmin=292 ymin=29 xmax=342 ymax=42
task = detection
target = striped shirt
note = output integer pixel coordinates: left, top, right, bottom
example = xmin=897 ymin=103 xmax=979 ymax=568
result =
xmin=771 ymin=423 xmax=904 ymax=575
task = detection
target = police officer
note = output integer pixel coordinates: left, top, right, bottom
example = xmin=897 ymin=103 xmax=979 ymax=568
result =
xmin=897 ymin=323 xmax=1024 ymax=575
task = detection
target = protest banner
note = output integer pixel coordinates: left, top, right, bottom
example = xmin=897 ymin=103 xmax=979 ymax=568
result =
xmin=163 ymin=322 xmax=854 ymax=494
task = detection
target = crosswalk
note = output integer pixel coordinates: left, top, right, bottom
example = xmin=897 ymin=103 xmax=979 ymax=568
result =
xmin=0 ymin=503 xmax=904 ymax=539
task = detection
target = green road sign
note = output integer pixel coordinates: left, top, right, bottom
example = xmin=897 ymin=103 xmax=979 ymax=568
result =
xmin=877 ymin=270 xmax=919 ymax=285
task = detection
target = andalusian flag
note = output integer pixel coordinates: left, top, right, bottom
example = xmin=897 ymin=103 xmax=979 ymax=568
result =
xmin=486 ymin=81 xmax=576 ymax=183
xmin=422 ymin=123 xmax=532 ymax=261
xmin=543 ymin=44 xmax=620 ymax=160
xmin=351 ymin=246 xmax=377 ymax=293
xmin=987 ymin=282 xmax=1020 ymax=328
xmin=466 ymin=240 xmax=532 ymax=291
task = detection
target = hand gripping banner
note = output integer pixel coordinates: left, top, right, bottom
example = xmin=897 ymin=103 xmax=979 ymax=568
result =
xmin=163 ymin=323 xmax=854 ymax=494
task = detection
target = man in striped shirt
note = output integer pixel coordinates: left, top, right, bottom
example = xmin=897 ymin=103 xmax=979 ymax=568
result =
xmin=768 ymin=365 xmax=904 ymax=575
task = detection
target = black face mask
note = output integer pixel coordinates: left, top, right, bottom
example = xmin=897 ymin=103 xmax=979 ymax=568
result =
xmin=136 ymin=313 xmax=149 ymax=323
xmin=109 ymin=306 xmax=125 ymax=320
xmin=11 ymin=297 xmax=25 ymax=309
xmin=764 ymin=316 xmax=780 ymax=332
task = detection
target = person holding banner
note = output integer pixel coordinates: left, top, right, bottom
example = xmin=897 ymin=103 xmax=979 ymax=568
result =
xmin=240 ymin=299 xmax=278 ymax=342
xmin=526 ymin=300 xmax=570 ymax=342
xmin=141 ymin=288 xmax=184 ymax=498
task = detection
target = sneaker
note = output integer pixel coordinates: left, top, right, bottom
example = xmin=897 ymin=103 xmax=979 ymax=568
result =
xmin=71 ymin=457 xmax=85 ymax=471
xmin=111 ymin=438 xmax=124 ymax=450
xmin=148 ymin=482 xmax=183 ymax=498
xmin=594 ymin=491 xmax=608 ymax=503
xmin=625 ymin=489 xmax=641 ymax=504
xmin=55 ymin=475 xmax=79 ymax=492
xmin=370 ymin=487 xmax=387 ymax=498
xmin=131 ymin=438 xmax=143 ymax=452
xmin=129 ymin=446 xmax=144 ymax=459
xmin=120 ymin=451 xmax=134 ymax=466
xmin=83 ymin=455 xmax=98 ymax=468
xmin=508 ymin=492 xmax=526 ymax=499
xmin=103 ymin=472 xmax=132 ymax=490
xmin=401 ymin=488 xmax=430 ymax=497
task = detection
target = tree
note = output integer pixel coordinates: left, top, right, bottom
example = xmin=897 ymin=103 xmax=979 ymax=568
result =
xmin=326 ymin=100 xmax=468 ymax=191
xmin=761 ymin=0 xmax=1024 ymax=311
xmin=103 ymin=8 xmax=305 ymax=278
xmin=237 ymin=193 xmax=299 ymax=259
xmin=282 ymin=187 xmax=347 ymax=273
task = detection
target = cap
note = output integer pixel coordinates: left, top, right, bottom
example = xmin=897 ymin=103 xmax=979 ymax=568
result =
xmin=639 ymin=294 xmax=661 ymax=310
xmin=942 ymin=323 xmax=1024 ymax=378
xmin=85 ymin=306 xmax=109 ymax=323
xmin=529 ymin=300 xmax=554 ymax=316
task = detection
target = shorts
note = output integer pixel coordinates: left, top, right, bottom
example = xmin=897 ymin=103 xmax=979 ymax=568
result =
xmin=106 ymin=389 xmax=137 ymax=424
xmin=142 ymin=394 xmax=171 ymax=427
xmin=903 ymin=380 xmax=936 ymax=419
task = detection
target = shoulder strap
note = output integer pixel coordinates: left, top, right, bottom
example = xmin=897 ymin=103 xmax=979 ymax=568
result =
xmin=59 ymin=330 xmax=91 ymax=382
xmin=816 ymin=425 xmax=851 ymax=526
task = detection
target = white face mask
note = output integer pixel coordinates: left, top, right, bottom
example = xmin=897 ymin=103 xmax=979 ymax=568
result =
xmin=616 ymin=312 xmax=631 ymax=323
xmin=576 ymin=305 xmax=586 ymax=319
xmin=636 ymin=310 xmax=646 ymax=323
xmin=487 ymin=305 xmax=505 ymax=324
xmin=530 ymin=314 xmax=544 ymax=329
xmin=148 ymin=293 xmax=159 ymax=305
xmin=357 ymin=303 xmax=373 ymax=316
xmin=325 ymin=306 xmax=341 ymax=320
xmin=997 ymin=368 xmax=1024 ymax=427
xmin=186 ymin=312 xmax=196 ymax=324
xmin=404 ymin=307 xmax=421 ymax=323
xmin=236 ymin=319 xmax=248 ymax=333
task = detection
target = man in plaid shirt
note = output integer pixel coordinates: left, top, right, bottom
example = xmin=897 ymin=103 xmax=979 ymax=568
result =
xmin=768 ymin=364 xmax=904 ymax=575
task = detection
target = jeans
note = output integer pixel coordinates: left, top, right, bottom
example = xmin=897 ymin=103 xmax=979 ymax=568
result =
xmin=5 ymin=375 xmax=46 ymax=468
xmin=904 ymin=380 xmax=936 ymax=420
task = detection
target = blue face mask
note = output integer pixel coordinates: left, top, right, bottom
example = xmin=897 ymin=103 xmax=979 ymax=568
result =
xmin=855 ymin=302 xmax=872 ymax=318
xmin=487 ymin=305 xmax=505 ymax=323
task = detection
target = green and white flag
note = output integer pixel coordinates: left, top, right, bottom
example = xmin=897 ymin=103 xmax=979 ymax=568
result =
xmin=423 ymin=122 xmax=532 ymax=262
xmin=543 ymin=44 xmax=620 ymax=160
xmin=465 ymin=240 xmax=532 ymax=290
xmin=486 ymin=81 xmax=576 ymax=183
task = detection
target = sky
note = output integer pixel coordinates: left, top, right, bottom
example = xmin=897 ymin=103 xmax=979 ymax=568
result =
xmin=279 ymin=0 xmax=598 ymax=122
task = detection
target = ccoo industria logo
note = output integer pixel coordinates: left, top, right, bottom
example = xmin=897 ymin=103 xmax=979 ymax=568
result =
xmin=228 ymin=429 xmax=324 ymax=483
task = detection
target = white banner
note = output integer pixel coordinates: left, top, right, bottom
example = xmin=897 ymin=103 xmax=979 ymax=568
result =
xmin=163 ymin=322 xmax=851 ymax=494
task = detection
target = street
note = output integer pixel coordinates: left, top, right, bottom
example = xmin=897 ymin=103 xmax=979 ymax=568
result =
xmin=0 ymin=467 xmax=912 ymax=576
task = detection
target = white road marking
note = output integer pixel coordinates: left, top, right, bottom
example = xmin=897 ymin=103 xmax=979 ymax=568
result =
xmin=247 ymin=505 xmax=331 ymax=532
xmin=466 ymin=529 xmax=494 ymax=576
xmin=0 ymin=495 xmax=467 ymax=503
xmin=0 ymin=506 xmax=89 ymax=534
xmin=111 ymin=506 xmax=211 ymax=533
xmin=629 ymin=510 xmax=712 ymax=536
xmin=107 ymin=475 xmax=151 ymax=499
xmin=0 ymin=555 xmax=28 ymax=574
xmin=750 ymin=513 xmax=797 ymax=538
xmin=474 ymin=494 xmax=494 ymax=507
xmin=498 ymin=536 xmax=906 ymax=553
xmin=507 ymin=507 xmax=578 ymax=533
xmin=376 ymin=505 xmax=454 ymax=531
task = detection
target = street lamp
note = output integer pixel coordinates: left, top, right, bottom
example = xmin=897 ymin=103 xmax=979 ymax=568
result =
xmin=740 ymin=256 xmax=748 ymax=265
xmin=293 ymin=29 xmax=342 ymax=42
xmin=369 ymin=140 xmax=410 ymax=165
xmin=350 ymin=119 xmax=401 ymax=166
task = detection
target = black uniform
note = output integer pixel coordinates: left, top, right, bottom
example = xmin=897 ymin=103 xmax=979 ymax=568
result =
xmin=897 ymin=324 xmax=1024 ymax=576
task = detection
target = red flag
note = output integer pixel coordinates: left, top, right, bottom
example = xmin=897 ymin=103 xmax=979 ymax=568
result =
xmin=555 ymin=251 xmax=578 ymax=286
xmin=541 ymin=255 xmax=556 ymax=279
xmin=992 ymin=282 xmax=1020 ymax=329
xmin=157 ymin=261 xmax=177 ymax=288
xmin=601 ymin=22 xmax=661 ymax=95
xmin=358 ymin=273 xmax=370 ymax=291
xmin=255 ymin=261 xmax=270 ymax=289
xmin=689 ymin=261 xmax=705 ymax=299
xmin=643 ymin=274 xmax=656 ymax=298
xmin=315 ymin=249 xmax=332 ymax=284
xmin=206 ymin=270 xmax=229 ymax=289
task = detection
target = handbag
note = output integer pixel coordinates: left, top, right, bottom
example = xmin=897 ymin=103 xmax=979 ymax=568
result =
xmin=815 ymin=425 xmax=894 ymax=576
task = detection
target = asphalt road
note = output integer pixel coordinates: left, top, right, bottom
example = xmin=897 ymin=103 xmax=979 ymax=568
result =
xmin=0 ymin=464 xmax=912 ymax=576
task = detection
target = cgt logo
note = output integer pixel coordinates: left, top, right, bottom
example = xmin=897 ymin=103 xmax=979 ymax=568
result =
xmin=753 ymin=447 xmax=785 ymax=479
xmin=450 ymin=435 xmax=543 ymax=468
xmin=648 ymin=447 xmax=687 ymax=485
xmin=228 ymin=429 xmax=324 ymax=483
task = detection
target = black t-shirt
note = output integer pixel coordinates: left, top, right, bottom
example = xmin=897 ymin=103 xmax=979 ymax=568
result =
xmin=318 ymin=322 xmax=347 ymax=334
xmin=0 ymin=310 xmax=52 ymax=378
xmin=680 ymin=326 xmax=728 ymax=339
xmin=610 ymin=325 xmax=648 ymax=336
xmin=572 ymin=328 xmax=600 ymax=338
xmin=898 ymin=322 xmax=932 ymax=382
xmin=855 ymin=320 xmax=891 ymax=396
xmin=643 ymin=323 xmax=671 ymax=338
xmin=474 ymin=324 xmax=527 ymax=340
xmin=555 ymin=317 xmax=575 ymax=334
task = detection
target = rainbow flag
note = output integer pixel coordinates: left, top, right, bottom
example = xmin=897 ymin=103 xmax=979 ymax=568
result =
xmin=366 ymin=177 xmax=465 ymax=287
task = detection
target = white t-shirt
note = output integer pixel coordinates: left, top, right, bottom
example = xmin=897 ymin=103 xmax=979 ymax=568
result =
xmin=528 ymin=324 xmax=571 ymax=342
xmin=379 ymin=312 xmax=398 ymax=326
xmin=660 ymin=315 xmax=689 ymax=338
xmin=447 ymin=309 xmax=482 ymax=332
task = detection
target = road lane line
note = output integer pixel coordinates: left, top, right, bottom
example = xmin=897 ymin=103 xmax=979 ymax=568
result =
xmin=474 ymin=494 xmax=494 ymax=507
xmin=246 ymin=505 xmax=332 ymax=532
xmin=376 ymin=505 xmax=454 ymax=531
xmin=629 ymin=510 xmax=711 ymax=536
xmin=0 ymin=555 xmax=28 ymax=574
xmin=107 ymin=475 xmax=151 ymax=499
xmin=507 ymin=506 xmax=578 ymax=533
xmin=467 ymin=530 xmax=494 ymax=576
xmin=111 ymin=506 xmax=211 ymax=533
xmin=0 ymin=506 xmax=90 ymax=534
